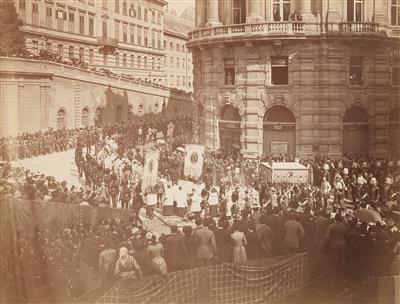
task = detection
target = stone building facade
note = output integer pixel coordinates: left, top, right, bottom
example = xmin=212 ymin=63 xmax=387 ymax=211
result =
xmin=16 ymin=0 xmax=166 ymax=83
xmin=164 ymin=10 xmax=194 ymax=91
xmin=188 ymin=0 xmax=400 ymax=158
xmin=0 ymin=57 xmax=192 ymax=137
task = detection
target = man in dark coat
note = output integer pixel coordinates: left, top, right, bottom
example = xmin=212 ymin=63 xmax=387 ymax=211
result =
xmin=164 ymin=225 xmax=187 ymax=272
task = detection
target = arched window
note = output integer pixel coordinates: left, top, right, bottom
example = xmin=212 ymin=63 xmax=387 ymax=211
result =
xmin=116 ymin=105 xmax=123 ymax=122
xmin=220 ymin=105 xmax=241 ymax=121
xmin=263 ymin=105 xmax=295 ymax=123
xmin=138 ymin=103 xmax=144 ymax=116
xmin=94 ymin=107 xmax=103 ymax=127
xmin=57 ymin=108 xmax=66 ymax=129
xmin=343 ymin=106 xmax=369 ymax=156
xmin=81 ymin=107 xmax=90 ymax=127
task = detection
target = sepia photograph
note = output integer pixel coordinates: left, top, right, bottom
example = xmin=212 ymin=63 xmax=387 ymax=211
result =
xmin=0 ymin=0 xmax=399 ymax=303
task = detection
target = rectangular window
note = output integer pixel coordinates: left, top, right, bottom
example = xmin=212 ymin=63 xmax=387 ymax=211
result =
xmin=138 ymin=6 xmax=142 ymax=19
xmin=89 ymin=49 xmax=94 ymax=64
xmin=349 ymin=56 xmax=364 ymax=85
xmin=56 ymin=10 xmax=66 ymax=31
xmin=69 ymin=46 xmax=74 ymax=60
xmin=115 ymin=53 xmax=119 ymax=67
xmin=152 ymin=10 xmax=156 ymax=23
xmin=151 ymin=30 xmax=155 ymax=48
xmin=170 ymin=57 xmax=173 ymax=66
xmin=177 ymin=58 xmax=179 ymax=68
xmin=122 ymin=1 xmax=127 ymax=15
xmin=391 ymin=0 xmax=400 ymax=25
xmin=137 ymin=26 xmax=142 ymax=45
xmin=347 ymin=0 xmax=363 ymax=22
xmin=144 ymin=8 xmax=148 ymax=22
xmin=32 ymin=40 xmax=38 ymax=55
xmin=102 ymin=19 xmax=107 ymax=37
xmin=46 ymin=42 xmax=52 ymax=52
xmin=115 ymin=0 xmax=119 ymax=13
xmin=177 ymin=76 xmax=180 ymax=86
xmin=46 ymin=7 xmax=52 ymax=28
xmin=137 ymin=55 xmax=141 ymax=68
xmin=123 ymin=54 xmax=127 ymax=67
xmin=89 ymin=16 xmax=94 ymax=36
xmin=19 ymin=0 xmax=26 ymax=21
xmin=58 ymin=44 xmax=63 ymax=56
xmin=271 ymin=56 xmax=288 ymax=85
xmin=32 ymin=3 xmax=39 ymax=25
xmin=273 ymin=0 xmax=290 ymax=22
xmin=164 ymin=40 xmax=167 ymax=49
xmin=157 ymin=12 xmax=161 ymax=24
xmin=152 ymin=57 xmax=155 ymax=69
xmin=69 ymin=12 xmax=75 ymax=33
xmin=157 ymin=57 xmax=160 ymax=70
xmin=144 ymin=28 xmax=148 ymax=47
xmin=103 ymin=53 xmax=108 ymax=66
xmin=122 ymin=23 xmax=127 ymax=43
xmin=130 ymin=25 xmax=135 ymax=44
xmin=170 ymin=42 xmax=173 ymax=50
xmin=233 ymin=0 xmax=246 ymax=23
xmin=115 ymin=21 xmax=120 ymax=41
xmin=393 ymin=67 xmax=400 ymax=85
xmin=144 ymin=56 xmax=147 ymax=69
xmin=102 ymin=0 xmax=107 ymax=9
xmin=79 ymin=47 xmax=84 ymax=62
xmin=157 ymin=32 xmax=161 ymax=49
xmin=131 ymin=55 xmax=134 ymax=68
xmin=79 ymin=15 xmax=85 ymax=35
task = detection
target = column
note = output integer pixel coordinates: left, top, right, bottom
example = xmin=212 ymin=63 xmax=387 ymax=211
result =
xmin=300 ymin=0 xmax=314 ymax=22
xmin=247 ymin=0 xmax=263 ymax=23
xmin=195 ymin=0 xmax=204 ymax=28
xmin=206 ymin=0 xmax=221 ymax=27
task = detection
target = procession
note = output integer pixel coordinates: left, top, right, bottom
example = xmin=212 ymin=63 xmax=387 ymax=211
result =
xmin=2 ymin=0 xmax=400 ymax=303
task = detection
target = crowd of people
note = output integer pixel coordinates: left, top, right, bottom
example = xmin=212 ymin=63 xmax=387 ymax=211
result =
xmin=7 ymin=50 xmax=189 ymax=93
xmin=1 ymin=115 xmax=400 ymax=302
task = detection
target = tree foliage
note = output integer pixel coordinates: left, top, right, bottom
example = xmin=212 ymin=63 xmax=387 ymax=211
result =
xmin=0 ymin=0 xmax=26 ymax=56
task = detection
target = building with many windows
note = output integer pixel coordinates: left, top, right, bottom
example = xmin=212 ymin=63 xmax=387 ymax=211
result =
xmin=164 ymin=9 xmax=194 ymax=91
xmin=188 ymin=0 xmax=400 ymax=158
xmin=16 ymin=0 xmax=167 ymax=83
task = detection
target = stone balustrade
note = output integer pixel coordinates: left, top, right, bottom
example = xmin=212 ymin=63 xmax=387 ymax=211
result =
xmin=188 ymin=21 xmax=384 ymax=42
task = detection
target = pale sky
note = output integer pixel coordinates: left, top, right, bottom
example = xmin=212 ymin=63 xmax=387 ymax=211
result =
xmin=167 ymin=0 xmax=195 ymax=15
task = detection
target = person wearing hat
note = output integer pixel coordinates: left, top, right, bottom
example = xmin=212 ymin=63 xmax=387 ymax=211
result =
xmin=99 ymin=240 xmax=117 ymax=290
xmin=147 ymin=232 xmax=168 ymax=275
xmin=324 ymin=213 xmax=347 ymax=268
xmin=164 ymin=225 xmax=187 ymax=272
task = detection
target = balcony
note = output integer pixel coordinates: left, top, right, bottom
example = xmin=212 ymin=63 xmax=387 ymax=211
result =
xmin=188 ymin=21 xmax=384 ymax=44
xmin=97 ymin=36 xmax=119 ymax=47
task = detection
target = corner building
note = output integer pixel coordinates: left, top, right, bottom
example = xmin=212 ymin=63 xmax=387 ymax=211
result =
xmin=188 ymin=0 xmax=400 ymax=159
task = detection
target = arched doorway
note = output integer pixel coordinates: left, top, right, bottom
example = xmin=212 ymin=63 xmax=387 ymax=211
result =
xmin=81 ymin=107 xmax=90 ymax=127
xmin=94 ymin=107 xmax=103 ymax=127
xmin=57 ymin=108 xmax=67 ymax=129
xmin=263 ymin=105 xmax=296 ymax=155
xmin=389 ymin=107 xmax=400 ymax=157
xmin=343 ymin=106 xmax=369 ymax=156
xmin=219 ymin=105 xmax=241 ymax=151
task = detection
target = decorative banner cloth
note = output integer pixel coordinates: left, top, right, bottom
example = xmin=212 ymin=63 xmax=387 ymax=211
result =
xmin=184 ymin=144 xmax=205 ymax=180
xmin=142 ymin=150 xmax=160 ymax=193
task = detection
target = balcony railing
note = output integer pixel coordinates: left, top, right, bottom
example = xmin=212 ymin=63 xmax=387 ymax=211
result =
xmin=97 ymin=36 xmax=119 ymax=47
xmin=188 ymin=21 xmax=382 ymax=41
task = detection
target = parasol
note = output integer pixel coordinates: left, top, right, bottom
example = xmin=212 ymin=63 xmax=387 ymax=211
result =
xmin=355 ymin=208 xmax=382 ymax=223
xmin=176 ymin=147 xmax=185 ymax=153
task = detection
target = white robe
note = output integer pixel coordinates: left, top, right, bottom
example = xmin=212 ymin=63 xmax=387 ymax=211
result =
xmin=176 ymin=189 xmax=188 ymax=208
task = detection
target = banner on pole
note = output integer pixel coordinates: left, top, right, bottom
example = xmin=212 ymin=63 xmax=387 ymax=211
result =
xmin=184 ymin=144 xmax=205 ymax=180
xmin=142 ymin=150 xmax=159 ymax=193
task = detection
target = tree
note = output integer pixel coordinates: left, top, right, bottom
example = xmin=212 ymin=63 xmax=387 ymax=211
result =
xmin=0 ymin=0 xmax=26 ymax=56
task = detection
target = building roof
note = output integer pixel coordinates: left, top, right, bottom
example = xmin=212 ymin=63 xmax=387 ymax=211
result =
xmin=164 ymin=14 xmax=194 ymax=37
xmin=179 ymin=6 xmax=195 ymax=22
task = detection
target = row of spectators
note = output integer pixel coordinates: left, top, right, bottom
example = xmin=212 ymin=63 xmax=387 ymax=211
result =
xmin=7 ymin=50 xmax=189 ymax=93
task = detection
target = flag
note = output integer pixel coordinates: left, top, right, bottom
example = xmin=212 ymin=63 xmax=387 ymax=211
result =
xmin=142 ymin=150 xmax=159 ymax=193
xmin=184 ymin=144 xmax=205 ymax=180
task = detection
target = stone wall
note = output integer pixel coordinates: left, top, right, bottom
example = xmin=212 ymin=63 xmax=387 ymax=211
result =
xmin=0 ymin=57 xmax=193 ymax=137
